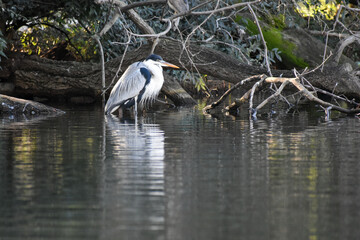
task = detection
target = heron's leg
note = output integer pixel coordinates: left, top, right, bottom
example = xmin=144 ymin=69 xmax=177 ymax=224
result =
xmin=134 ymin=96 xmax=138 ymax=117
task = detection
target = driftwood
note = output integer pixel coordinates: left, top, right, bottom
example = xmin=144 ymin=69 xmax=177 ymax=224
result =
xmin=0 ymin=94 xmax=65 ymax=116
xmin=203 ymin=74 xmax=360 ymax=117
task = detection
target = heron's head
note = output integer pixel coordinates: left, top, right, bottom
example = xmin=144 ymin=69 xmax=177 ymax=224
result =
xmin=145 ymin=54 xmax=179 ymax=69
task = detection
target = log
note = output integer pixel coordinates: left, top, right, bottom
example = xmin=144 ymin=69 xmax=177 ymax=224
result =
xmin=162 ymin=73 xmax=197 ymax=105
xmin=0 ymin=94 xmax=65 ymax=116
xmin=150 ymin=40 xmax=360 ymax=100
xmin=10 ymin=54 xmax=196 ymax=106
xmin=3 ymin=39 xmax=360 ymax=103
xmin=119 ymin=40 xmax=360 ymax=100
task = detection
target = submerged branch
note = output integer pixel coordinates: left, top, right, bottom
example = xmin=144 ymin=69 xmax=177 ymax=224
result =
xmin=204 ymin=75 xmax=360 ymax=117
xmin=203 ymin=74 xmax=266 ymax=114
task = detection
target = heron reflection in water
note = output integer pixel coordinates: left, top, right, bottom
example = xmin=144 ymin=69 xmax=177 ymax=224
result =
xmin=105 ymin=114 xmax=165 ymax=162
xmin=105 ymin=54 xmax=179 ymax=117
xmin=103 ymin=114 xmax=165 ymax=230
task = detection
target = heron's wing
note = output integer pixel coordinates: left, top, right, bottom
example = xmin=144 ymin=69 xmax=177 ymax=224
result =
xmin=105 ymin=62 xmax=150 ymax=114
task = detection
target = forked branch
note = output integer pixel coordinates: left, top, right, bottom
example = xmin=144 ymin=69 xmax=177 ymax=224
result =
xmin=204 ymin=75 xmax=360 ymax=117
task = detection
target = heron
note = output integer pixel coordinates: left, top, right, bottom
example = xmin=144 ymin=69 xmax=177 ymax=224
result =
xmin=168 ymin=0 xmax=189 ymax=29
xmin=104 ymin=54 xmax=179 ymax=116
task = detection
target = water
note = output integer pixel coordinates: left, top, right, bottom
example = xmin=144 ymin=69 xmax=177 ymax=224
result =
xmin=0 ymin=105 xmax=360 ymax=240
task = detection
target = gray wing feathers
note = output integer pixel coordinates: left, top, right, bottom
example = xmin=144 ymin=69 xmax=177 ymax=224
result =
xmin=105 ymin=62 xmax=147 ymax=114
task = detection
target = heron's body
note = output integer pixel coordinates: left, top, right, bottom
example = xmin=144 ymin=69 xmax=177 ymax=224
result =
xmin=105 ymin=54 xmax=179 ymax=115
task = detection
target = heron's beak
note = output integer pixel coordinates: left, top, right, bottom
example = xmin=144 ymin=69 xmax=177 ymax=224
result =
xmin=160 ymin=61 xmax=180 ymax=69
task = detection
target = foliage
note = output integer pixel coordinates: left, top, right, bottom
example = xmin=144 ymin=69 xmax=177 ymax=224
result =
xmin=18 ymin=20 xmax=98 ymax=61
xmin=2 ymin=0 xmax=105 ymax=61
xmin=195 ymin=75 xmax=208 ymax=93
xmin=2 ymin=0 xmax=360 ymax=68
xmin=239 ymin=16 xmax=308 ymax=68
xmin=296 ymin=0 xmax=338 ymax=20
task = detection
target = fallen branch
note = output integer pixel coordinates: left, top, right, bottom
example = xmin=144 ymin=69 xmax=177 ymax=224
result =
xmin=253 ymin=79 xmax=289 ymax=112
xmin=202 ymin=74 xmax=265 ymax=113
xmin=0 ymin=94 xmax=65 ymax=116
xmin=204 ymin=74 xmax=360 ymax=117
xmin=265 ymin=77 xmax=360 ymax=114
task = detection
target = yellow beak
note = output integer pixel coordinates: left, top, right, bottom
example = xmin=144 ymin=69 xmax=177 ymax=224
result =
xmin=160 ymin=61 xmax=180 ymax=69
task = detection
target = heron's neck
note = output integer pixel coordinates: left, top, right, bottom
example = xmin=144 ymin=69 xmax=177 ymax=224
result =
xmin=144 ymin=62 xmax=163 ymax=82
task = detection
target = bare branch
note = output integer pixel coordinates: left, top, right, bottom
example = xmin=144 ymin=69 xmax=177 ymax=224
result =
xmin=202 ymin=74 xmax=266 ymax=113
xmin=322 ymin=4 xmax=360 ymax=71
xmin=333 ymin=34 xmax=360 ymax=64
xmin=249 ymin=79 xmax=262 ymax=111
xmin=119 ymin=0 xmax=167 ymax=12
xmin=307 ymin=30 xmax=350 ymax=39
xmin=130 ymin=19 xmax=172 ymax=38
xmin=247 ymin=3 xmax=272 ymax=77
xmin=98 ymin=12 xmax=121 ymax=37
xmin=190 ymin=0 xmax=260 ymax=16
xmin=255 ymin=80 xmax=289 ymax=111
xmin=103 ymin=34 xmax=132 ymax=95
xmin=265 ymin=77 xmax=360 ymax=114
xmin=96 ymin=0 xmax=156 ymax=35
xmin=93 ymin=35 xmax=106 ymax=104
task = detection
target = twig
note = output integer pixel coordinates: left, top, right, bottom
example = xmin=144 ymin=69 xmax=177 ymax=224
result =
xmin=254 ymin=80 xmax=289 ymax=112
xmin=249 ymin=79 xmax=261 ymax=111
xmin=119 ymin=0 xmax=167 ymax=12
xmin=98 ymin=12 xmax=121 ymax=37
xmin=222 ymin=75 xmax=360 ymax=117
xmin=130 ymin=18 xmax=172 ymax=38
xmin=202 ymin=74 xmax=266 ymax=113
xmin=93 ymin=35 xmax=106 ymax=104
xmin=179 ymin=0 xmax=223 ymax=97
xmin=103 ymin=39 xmax=131 ymax=95
xmin=225 ymin=88 xmax=253 ymax=112
xmin=247 ymin=3 xmax=272 ymax=77
xmin=333 ymin=34 xmax=360 ymax=64
xmin=301 ymin=52 xmax=333 ymax=76
xmin=189 ymin=0 xmax=260 ymax=16
xmin=304 ymin=85 xmax=359 ymax=106
xmin=207 ymin=40 xmax=251 ymax=64
xmin=321 ymin=5 xmax=360 ymax=71
xmin=320 ymin=105 xmax=332 ymax=121
xmin=266 ymin=77 xmax=360 ymax=114
xmin=167 ymin=0 xmax=215 ymax=22
xmin=307 ymin=29 xmax=349 ymax=38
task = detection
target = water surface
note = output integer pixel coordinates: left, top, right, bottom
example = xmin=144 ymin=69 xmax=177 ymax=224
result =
xmin=0 ymin=105 xmax=360 ymax=240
